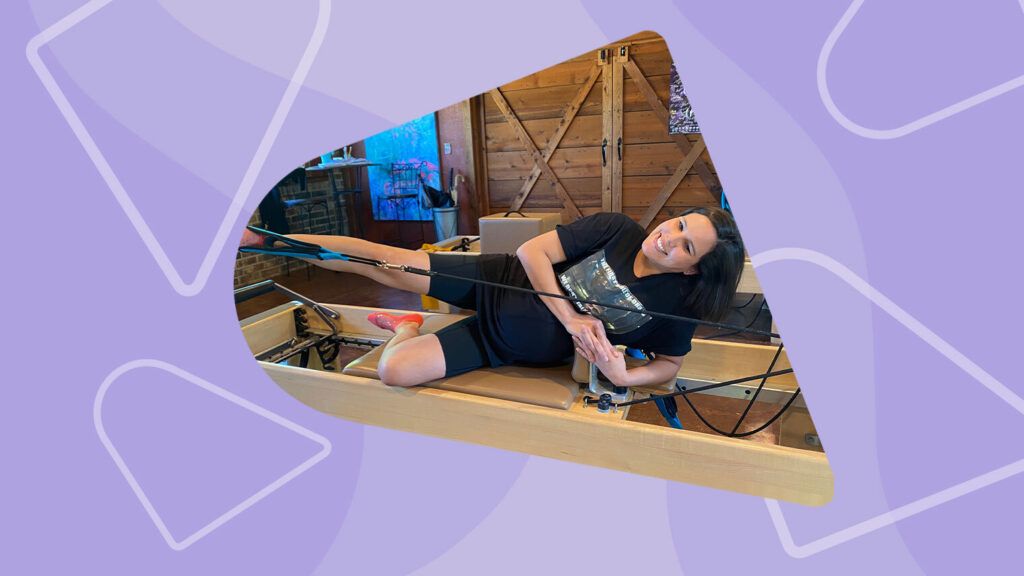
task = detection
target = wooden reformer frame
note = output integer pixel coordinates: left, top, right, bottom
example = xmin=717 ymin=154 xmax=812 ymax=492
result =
xmin=240 ymin=296 xmax=833 ymax=506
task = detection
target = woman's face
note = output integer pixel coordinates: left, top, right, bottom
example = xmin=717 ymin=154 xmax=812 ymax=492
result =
xmin=641 ymin=213 xmax=718 ymax=274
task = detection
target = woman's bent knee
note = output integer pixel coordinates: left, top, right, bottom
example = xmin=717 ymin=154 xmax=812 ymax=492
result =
xmin=377 ymin=354 xmax=431 ymax=387
xmin=377 ymin=334 xmax=446 ymax=387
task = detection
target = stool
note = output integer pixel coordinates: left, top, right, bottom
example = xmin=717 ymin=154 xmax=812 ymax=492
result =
xmin=282 ymin=197 xmax=330 ymax=279
xmin=263 ymin=168 xmax=333 ymax=279
xmin=283 ymin=197 xmax=331 ymax=233
xmin=377 ymin=193 xmax=419 ymax=221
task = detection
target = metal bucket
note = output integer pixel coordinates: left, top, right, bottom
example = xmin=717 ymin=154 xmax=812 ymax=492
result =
xmin=432 ymin=206 xmax=459 ymax=242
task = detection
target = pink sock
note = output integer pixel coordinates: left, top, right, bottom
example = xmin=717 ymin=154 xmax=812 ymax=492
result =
xmin=367 ymin=311 xmax=424 ymax=332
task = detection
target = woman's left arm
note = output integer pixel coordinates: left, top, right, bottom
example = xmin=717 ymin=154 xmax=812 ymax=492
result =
xmin=581 ymin=347 xmax=683 ymax=388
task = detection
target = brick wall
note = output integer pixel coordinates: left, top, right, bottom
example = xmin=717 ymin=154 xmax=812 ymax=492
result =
xmin=233 ymin=177 xmax=354 ymax=289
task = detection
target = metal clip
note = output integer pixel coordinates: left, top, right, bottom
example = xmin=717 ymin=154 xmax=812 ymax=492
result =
xmin=376 ymin=260 xmax=407 ymax=272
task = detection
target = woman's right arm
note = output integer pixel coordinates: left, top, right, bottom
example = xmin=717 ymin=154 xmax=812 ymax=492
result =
xmin=516 ymin=232 xmax=619 ymax=363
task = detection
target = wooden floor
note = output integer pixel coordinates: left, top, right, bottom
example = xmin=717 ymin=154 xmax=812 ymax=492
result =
xmin=235 ymin=264 xmax=422 ymax=319
xmin=235 ymin=265 xmax=796 ymax=448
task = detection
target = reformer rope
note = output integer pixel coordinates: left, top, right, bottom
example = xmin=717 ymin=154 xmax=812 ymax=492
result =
xmin=729 ymin=342 xmax=784 ymax=435
xmin=681 ymin=387 xmax=801 ymax=438
xmin=240 ymin=228 xmax=801 ymax=431
xmin=606 ymin=368 xmax=794 ymax=408
xmin=335 ymin=253 xmax=782 ymax=339
xmin=409 ymin=262 xmax=799 ymax=425
xmin=241 ymin=226 xmax=781 ymax=338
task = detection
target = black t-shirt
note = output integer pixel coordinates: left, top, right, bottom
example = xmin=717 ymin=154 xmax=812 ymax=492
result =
xmin=475 ymin=212 xmax=698 ymax=366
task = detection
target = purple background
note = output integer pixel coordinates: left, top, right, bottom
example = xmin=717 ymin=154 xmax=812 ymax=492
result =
xmin=5 ymin=0 xmax=1022 ymax=573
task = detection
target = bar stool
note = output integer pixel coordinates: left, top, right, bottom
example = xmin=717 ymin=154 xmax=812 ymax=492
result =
xmin=381 ymin=161 xmax=424 ymax=221
xmin=260 ymin=168 xmax=331 ymax=279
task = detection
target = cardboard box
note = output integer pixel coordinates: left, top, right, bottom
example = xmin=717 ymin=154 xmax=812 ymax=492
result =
xmin=478 ymin=212 xmax=562 ymax=255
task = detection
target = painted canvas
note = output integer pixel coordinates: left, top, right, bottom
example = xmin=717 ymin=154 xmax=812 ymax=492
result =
xmin=364 ymin=112 xmax=442 ymax=221
xmin=669 ymin=63 xmax=702 ymax=134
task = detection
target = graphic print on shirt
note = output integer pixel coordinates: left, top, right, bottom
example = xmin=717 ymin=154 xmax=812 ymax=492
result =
xmin=557 ymin=250 xmax=651 ymax=334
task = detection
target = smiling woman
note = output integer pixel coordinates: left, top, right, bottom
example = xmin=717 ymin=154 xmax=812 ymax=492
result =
xmin=241 ymin=208 xmax=744 ymax=390
xmin=638 ymin=207 xmax=745 ymax=323
xmin=516 ymin=209 xmax=743 ymax=389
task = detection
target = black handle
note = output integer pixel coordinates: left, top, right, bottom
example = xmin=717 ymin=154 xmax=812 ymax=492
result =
xmin=234 ymin=279 xmax=341 ymax=325
xmin=601 ymin=139 xmax=607 ymax=167
xmin=617 ymin=137 xmax=622 ymax=161
xmin=234 ymin=279 xmax=276 ymax=304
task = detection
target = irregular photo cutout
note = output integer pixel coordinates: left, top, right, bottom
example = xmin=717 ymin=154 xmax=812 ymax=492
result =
xmin=233 ymin=31 xmax=833 ymax=506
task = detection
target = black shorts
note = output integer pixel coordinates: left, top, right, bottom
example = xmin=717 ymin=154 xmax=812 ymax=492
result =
xmin=426 ymin=252 xmax=495 ymax=377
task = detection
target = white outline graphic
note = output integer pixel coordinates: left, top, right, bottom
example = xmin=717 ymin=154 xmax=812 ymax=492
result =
xmin=753 ymin=248 xmax=1024 ymax=557
xmin=818 ymin=0 xmax=1024 ymax=139
xmin=26 ymin=0 xmax=332 ymax=296
xmin=94 ymin=359 xmax=332 ymax=551
xmin=766 ymin=459 xmax=1024 ymax=558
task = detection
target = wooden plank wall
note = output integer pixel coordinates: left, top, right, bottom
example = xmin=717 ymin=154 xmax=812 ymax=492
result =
xmin=482 ymin=32 xmax=719 ymax=230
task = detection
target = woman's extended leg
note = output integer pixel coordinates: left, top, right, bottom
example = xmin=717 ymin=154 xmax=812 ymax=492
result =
xmin=287 ymin=233 xmax=432 ymax=295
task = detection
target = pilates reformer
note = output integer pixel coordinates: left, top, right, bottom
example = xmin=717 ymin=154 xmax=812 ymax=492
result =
xmin=236 ymin=228 xmax=833 ymax=505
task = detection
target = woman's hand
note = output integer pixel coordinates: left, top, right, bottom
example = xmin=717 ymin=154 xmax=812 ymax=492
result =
xmin=573 ymin=332 xmax=629 ymax=386
xmin=564 ymin=313 xmax=619 ymax=364
xmin=590 ymin=350 xmax=629 ymax=387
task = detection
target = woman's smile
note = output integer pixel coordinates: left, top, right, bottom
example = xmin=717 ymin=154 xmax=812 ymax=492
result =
xmin=642 ymin=213 xmax=718 ymax=274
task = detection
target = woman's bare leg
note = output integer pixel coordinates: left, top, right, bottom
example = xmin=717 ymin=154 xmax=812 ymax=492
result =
xmin=376 ymin=323 xmax=447 ymax=387
xmin=250 ymin=233 xmax=445 ymax=385
xmin=288 ymin=234 xmax=432 ymax=295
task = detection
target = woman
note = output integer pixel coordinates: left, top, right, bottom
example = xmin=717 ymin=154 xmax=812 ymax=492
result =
xmin=242 ymin=208 xmax=744 ymax=388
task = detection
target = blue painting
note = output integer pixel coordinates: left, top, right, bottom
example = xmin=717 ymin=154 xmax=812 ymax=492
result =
xmin=364 ymin=112 xmax=442 ymax=221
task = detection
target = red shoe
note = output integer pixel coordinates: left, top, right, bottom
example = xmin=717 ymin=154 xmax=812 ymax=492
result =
xmin=367 ymin=311 xmax=424 ymax=332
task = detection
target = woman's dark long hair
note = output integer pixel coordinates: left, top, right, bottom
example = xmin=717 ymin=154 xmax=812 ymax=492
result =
xmin=680 ymin=206 xmax=745 ymax=321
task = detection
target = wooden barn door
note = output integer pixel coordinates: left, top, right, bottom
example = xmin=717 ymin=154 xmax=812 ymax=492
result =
xmin=482 ymin=46 xmax=606 ymax=220
xmin=482 ymin=32 xmax=721 ymax=228
xmin=609 ymin=36 xmax=722 ymax=230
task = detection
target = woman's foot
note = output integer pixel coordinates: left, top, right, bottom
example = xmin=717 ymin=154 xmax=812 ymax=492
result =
xmin=367 ymin=311 xmax=424 ymax=333
xmin=240 ymin=228 xmax=268 ymax=247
